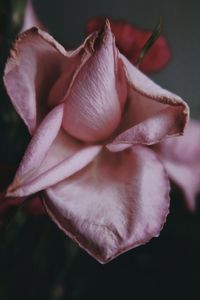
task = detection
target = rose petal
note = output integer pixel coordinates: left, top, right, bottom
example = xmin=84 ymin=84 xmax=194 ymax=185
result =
xmin=62 ymin=21 xmax=125 ymax=142
xmin=44 ymin=146 xmax=170 ymax=263
xmin=6 ymin=101 xmax=102 ymax=197
xmin=107 ymin=55 xmax=189 ymax=152
xmin=3 ymin=28 xmax=85 ymax=134
xmin=47 ymin=32 xmax=99 ymax=107
xmin=8 ymin=144 xmax=102 ymax=197
xmin=6 ymin=104 xmax=64 ymax=196
xmin=86 ymin=17 xmax=171 ymax=74
xmin=11 ymin=103 xmax=64 ymax=186
xmin=158 ymin=120 xmax=200 ymax=210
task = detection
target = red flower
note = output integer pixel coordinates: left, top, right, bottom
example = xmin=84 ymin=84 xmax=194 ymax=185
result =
xmin=87 ymin=17 xmax=171 ymax=74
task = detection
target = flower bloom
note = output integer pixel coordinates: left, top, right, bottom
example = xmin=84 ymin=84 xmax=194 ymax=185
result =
xmin=3 ymin=21 xmax=189 ymax=263
xmin=87 ymin=17 xmax=172 ymax=74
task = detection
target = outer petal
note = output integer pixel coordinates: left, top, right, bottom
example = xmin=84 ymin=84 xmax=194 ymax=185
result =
xmin=62 ymin=21 xmax=125 ymax=142
xmin=87 ymin=17 xmax=171 ymax=74
xmin=6 ymin=104 xmax=64 ymax=196
xmin=158 ymin=120 xmax=200 ymax=211
xmin=44 ymin=146 xmax=170 ymax=263
xmin=3 ymin=28 xmax=85 ymax=134
xmin=107 ymin=55 xmax=189 ymax=152
xmin=6 ymin=104 xmax=102 ymax=197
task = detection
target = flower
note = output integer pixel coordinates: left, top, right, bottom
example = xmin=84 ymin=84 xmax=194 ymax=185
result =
xmin=87 ymin=17 xmax=171 ymax=74
xmin=3 ymin=20 xmax=189 ymax=263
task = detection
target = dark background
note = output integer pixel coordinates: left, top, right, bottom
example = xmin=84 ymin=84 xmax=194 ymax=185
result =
xmin=0 ymin=1 xmax=200 ymax=299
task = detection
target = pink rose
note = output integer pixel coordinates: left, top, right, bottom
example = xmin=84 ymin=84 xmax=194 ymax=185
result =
xmin=87 ymin=17 xmax=171 ymax=74
xmin=3 ymin=21 xmax=189 ymax=263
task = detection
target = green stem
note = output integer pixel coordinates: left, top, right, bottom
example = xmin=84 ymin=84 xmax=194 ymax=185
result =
xmin=136 ymin=17 xmax=163 ymax=68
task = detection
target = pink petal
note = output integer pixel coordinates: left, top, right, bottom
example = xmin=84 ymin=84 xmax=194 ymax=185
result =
xmin=43 ymin=146 xmax=170 ymax=263
xmin=86 ymin=17 xmax=171 ymax=74
xmin=6 ymin=104 xmax=102 ymax=197
xmin=62 ymin=21 xmax=126 ymax=142
xmin=11 ymin=103 xmax=64 ymax=186
xmin=158 ymin=120 xmax=200 ymax=210
xmin=8 ymin=144 xmax=101 ymax=197
xmin=47 ymin=32 xmax=99 ymax=108
xmin=3 ymin=28 xmax=80 ymax=134
xmin=107 ymin=55 xmax=189 ymax=152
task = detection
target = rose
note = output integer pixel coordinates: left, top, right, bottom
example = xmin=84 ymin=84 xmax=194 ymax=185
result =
xmin=3 ymin=20 xmax=189 ymax=263
xmin=87 ymin=17 xmax=171 ymax=74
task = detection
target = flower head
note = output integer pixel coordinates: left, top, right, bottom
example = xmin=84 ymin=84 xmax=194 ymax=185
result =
xmin=3 ymin=20 xmax=189 ymax=263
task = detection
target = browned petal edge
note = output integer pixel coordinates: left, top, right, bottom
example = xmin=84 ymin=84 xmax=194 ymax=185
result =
xmin=93 ymin=19 xmax=113 ymax=49
xmin=42 ymin=158 xmax=170 ymax=264
xmin=3 ymin=27 xmax=66 ymax=76
xmin=3 ymin=25 xmax=101 ymax=76
xmin=120 ymin=55 xmax=190 ymax=135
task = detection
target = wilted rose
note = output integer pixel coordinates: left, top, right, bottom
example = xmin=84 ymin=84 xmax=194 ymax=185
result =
xmin=3 ymin=21 xmax=189 ymax=263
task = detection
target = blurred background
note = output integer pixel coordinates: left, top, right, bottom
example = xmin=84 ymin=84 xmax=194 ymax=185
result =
xmin=0 ymin=0 xmax=200 ymax=299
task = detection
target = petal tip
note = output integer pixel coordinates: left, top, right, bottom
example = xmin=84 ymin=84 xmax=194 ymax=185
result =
xmin=94 ymin=18 xmax=114 ymax=50
xmin=5 ymin=178 xmax=24 ymax=198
